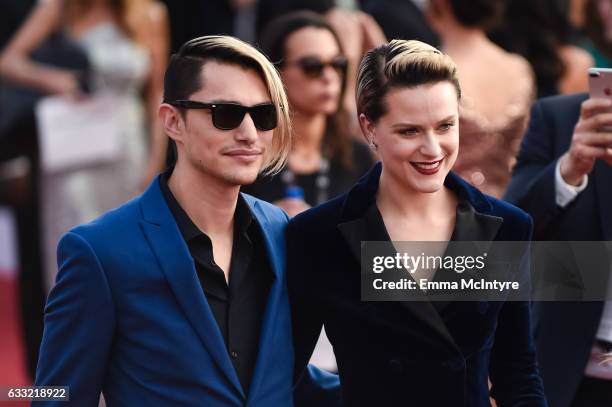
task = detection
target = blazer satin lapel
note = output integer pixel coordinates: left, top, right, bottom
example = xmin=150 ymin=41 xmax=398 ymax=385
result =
xmin=432 ymin=200 xmax=503 ymax=312
xmin=594 ymin=161 xmax=612 ymax=240
xmin=338 ymin=205 xmax=461 ymax=354
xmin=244 ymin=199 xmax=284 ymax=400
xmin=138 ymin=178 xmax=244 ymax=398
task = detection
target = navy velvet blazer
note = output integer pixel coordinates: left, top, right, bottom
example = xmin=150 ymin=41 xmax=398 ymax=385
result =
xmin=33 ymin=176 xmax=338 ymax=406
xmin=287 ymin=163 xmax=547 ymax=407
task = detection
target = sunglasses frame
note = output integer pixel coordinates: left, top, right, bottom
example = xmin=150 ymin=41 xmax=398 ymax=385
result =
xmin=285 ymin=55 xmax=349 ymax=78
xmin=166 ymin=100 xmax=278 ymax=131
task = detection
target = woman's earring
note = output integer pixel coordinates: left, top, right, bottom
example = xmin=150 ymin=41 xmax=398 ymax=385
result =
xmin=368 ymin=139 xmax=378 ymax=150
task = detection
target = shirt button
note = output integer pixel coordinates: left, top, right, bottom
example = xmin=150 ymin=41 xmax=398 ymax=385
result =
xmin=230 ymin=350 xmax=239 ymax=359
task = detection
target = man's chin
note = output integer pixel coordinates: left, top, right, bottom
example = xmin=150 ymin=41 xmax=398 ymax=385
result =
xmin=224 ymin=170 xmax=260 ymax=187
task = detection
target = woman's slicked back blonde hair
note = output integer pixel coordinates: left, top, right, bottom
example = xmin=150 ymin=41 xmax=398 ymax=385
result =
xmin=163 ymin=35 xmax=291 ymax=175
xmin=356 ymin=39 xmax=461 ymax=123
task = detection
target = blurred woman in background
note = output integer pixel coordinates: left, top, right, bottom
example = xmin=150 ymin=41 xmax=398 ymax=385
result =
xmin=490 ymin=0 xmax=593 ymax=97
xmin=243 ymin=11 xmax=373 ymax=217
xmin=426 ymin=0 xmax=535 ymax=197
xmin=581 ymin=0 xmax=612 ymax=67
xmin=0 ymin=0 xmax=169 ymax=289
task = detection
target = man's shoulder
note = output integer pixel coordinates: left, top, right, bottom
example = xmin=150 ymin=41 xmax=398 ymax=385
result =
xmin=535 ymin=92 xmax=587 ymax=120
xmin=67 ymin=195 xmax=143 ymax=246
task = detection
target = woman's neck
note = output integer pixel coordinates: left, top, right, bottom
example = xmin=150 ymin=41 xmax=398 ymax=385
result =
xmin=288 ymin=111 xmax=327 ymax=174
xmin=292 ymin=111 xmax=326 ymax=153
xmin=439 ymin=23 xmax=489 ymax=52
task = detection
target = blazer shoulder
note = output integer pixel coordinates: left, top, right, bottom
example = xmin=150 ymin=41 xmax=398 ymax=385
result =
xmin=289 ymin=193 xmax=346 ymax=233
xmin=535 ymin=92 xmax=587 ymax=122
xmin=68 ymin=196 xmax=142 ymax=247
xmin=486 ymin=194 xmax=533 ymax=237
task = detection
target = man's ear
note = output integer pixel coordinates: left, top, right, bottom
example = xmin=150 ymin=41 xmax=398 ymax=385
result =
xmin=159 ymin=103 xmax=184 ymax=143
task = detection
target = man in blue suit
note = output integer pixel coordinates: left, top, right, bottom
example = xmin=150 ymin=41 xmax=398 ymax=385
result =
xmin=34 ymin=36 xmax=338 ymax=406
xmin=506 ymin=93 xmax=612 ymax=407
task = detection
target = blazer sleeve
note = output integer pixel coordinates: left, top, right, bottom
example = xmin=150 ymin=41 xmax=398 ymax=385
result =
xmin=33 ymin=231 xmax=115 ymax=406
xmin=286 ymin=220 xmax=342 ymax=406
xmin=489 ymin=218 xmax=548 ymax=407
xmin=504 ymin=100 xmax=561 ymax=239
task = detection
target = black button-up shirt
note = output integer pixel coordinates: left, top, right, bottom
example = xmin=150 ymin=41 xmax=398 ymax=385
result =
xmin=160 ymin=173 xmax=273 ymax=393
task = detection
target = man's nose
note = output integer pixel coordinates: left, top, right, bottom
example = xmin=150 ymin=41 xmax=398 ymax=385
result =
xmin=234 ymin=113 xmax=259 ymax=143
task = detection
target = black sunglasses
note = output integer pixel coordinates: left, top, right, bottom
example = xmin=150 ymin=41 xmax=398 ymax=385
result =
xmin=287 ymin=56 xmax=348 ymax=78
xmin=166 ymin=100 xmax=278 ymax=131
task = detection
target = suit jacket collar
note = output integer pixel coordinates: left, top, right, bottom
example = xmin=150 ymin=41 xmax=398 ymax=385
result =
xmin=138 ymin=176 xmax=285 ymax=399
xmin=339 ymin=162 xmax=493 ymax=224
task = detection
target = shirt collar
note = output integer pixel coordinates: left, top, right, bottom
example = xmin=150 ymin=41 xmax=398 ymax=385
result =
xmin=160 ymin=171 xmax=254 ymax=242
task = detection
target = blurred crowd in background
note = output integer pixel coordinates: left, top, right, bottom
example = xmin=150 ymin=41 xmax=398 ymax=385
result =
xmin=1 ymin=0 xmax=611 ymax=393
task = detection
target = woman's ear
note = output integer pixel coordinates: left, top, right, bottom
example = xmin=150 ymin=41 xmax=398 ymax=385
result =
xmin=159 ymin=103 xmax=183 ymax=143
xmin=358 ymin=113 xmax=377 ymax=148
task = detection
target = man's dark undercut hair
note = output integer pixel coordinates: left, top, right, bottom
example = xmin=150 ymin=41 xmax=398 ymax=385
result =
xmin=163 ymin=36 xmax=264 ymax=106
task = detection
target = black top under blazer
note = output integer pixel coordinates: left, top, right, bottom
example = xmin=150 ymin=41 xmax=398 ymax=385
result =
xmin=287 ymin=162 xmax=548 ymax=407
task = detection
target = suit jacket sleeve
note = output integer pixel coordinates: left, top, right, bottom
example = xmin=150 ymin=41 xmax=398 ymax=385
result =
xmin=286 ymin=220 xmax=325 ymax=381
xmin=489 ymin=217 xmax=548 ymax=406
xmin=504 ymin=100 xmax=561 ymax=238
xmin=33 ymin=231 xmax=115 ymax=406
xmin=286 ymin=220 xmax=342 ymax=406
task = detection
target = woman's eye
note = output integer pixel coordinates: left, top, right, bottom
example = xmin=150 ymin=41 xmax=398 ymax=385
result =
xmin=439 ymin=123 xmax=454 ymax=131
xmin=399 ymin=128 xmax=419 ymax=136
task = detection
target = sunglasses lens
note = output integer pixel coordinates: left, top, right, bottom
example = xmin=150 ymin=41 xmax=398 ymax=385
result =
xmin=299 ymin=58 xmax=324 ymax=77
xmin=251 ymin=104 xmax=278 ymax=131
xmin=331 ymin=57 xmax=348 ymax=73
xmin=212 ymin=104 xmax=246 ymax=130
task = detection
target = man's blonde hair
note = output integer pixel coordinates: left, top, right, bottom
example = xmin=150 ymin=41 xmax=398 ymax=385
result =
xmin=356 ymin=39 xmax=461 ymax=123
xmin=164 ymin=35 xmax=291 ymax=175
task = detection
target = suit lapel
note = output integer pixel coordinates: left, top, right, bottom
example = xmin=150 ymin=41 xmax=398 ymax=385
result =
xmin=243 ymin=197 xmax=285 ymax=401
xmin=138 ymin=178 xmax=244 ymax=398
xmin=431 ymin=200 xmax=503 ymax=312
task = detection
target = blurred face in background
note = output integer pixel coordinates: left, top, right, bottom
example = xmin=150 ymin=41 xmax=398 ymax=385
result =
xmin=361 ymin=81 xmax=460 ymax=195
xmin=596 ymin=0 xmax=612 ymax=41
xmin=281 ymin=26 xmax=346 ymax=116
xmin=169 ymin=61 xmax=275 ymax=187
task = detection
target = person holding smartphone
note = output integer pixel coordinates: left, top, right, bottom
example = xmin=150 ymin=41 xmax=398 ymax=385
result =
xmin=506 ymin=82 xmax=612 ymax=405
xmin=287 ymin=39 xmax=547 ymax=406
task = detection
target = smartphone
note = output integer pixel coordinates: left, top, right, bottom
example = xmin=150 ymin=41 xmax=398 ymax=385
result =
xmin=589 ymin=67 xmax=612 ymax=98
xmin=588 ymin=67 xmax=612 ymax=132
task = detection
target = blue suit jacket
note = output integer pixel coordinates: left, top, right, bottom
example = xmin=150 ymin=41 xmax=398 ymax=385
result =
xmin=34 ymin=176 xmax=336 ymax=406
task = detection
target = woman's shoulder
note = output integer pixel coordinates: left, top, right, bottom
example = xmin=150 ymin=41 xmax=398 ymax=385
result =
xmin=452 ymin=172 xmax=532 ymax=235
xmin=288 ymin=192 xmax=347 ymax=234
xmin=482 ymin=193 xmax=533 ymax=237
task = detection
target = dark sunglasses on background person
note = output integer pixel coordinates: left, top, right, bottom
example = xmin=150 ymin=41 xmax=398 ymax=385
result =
xmin=165 ymin=100 xmax=278 ymax=131
xmin=284 ymin=55 xmax=348 ymax=78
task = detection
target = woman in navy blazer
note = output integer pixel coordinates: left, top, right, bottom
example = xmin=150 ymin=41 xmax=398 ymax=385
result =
xmin=287 ymin=40 xmax=547 ymax=406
